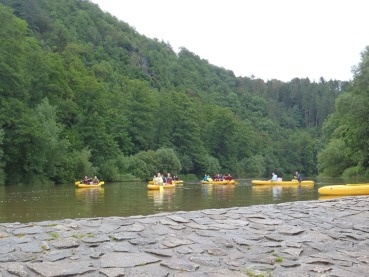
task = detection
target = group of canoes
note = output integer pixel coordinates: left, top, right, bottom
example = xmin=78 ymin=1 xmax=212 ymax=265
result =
xmin=73 ymin=174 xmax=369 ymax=196
xmin=251 ymin=178 xmax=369 ymax=196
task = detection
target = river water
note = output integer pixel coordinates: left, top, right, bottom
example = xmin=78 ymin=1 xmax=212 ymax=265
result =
xmin=0 ymin=178 xmax=362 ymax=223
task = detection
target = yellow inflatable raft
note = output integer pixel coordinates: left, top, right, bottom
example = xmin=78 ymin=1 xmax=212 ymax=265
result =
xmin=251 ymin=180 xmax=314 ymax=186
xmin=318 ymin=184 xmax=369 ymax=196
xmin=147 ymin=184 xmax=175 ymax=190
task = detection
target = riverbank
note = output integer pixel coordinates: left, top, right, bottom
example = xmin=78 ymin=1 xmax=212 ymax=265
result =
xmin=1 ymin=196 xmax=368 ymax=276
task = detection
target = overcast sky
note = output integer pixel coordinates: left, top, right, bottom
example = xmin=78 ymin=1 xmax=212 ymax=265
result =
xmin=91 ymin=0 xmax=369 ymax=82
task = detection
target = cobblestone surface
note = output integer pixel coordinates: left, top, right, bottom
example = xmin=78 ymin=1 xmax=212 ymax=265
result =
xmin=1 ymin=196 xmax=369 ymax=276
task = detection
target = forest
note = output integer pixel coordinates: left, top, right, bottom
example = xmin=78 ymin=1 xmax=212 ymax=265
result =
xmin=0 ymin=0 xmax=368 ymax=185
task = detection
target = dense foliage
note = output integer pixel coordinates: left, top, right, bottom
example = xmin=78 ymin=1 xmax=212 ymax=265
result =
xmin=0 ymin=0 xmax=351 ymax=184
xmin=318 ymin=47 xmax=369 ymax=178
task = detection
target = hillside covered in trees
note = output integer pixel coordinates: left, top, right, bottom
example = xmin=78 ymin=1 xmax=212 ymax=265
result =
xmin=1 ymin=0 xmax=365 ymax=185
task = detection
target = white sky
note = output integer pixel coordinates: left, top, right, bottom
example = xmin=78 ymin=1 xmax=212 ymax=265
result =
xmin=91 ymin=0 xmax=369 ymax=82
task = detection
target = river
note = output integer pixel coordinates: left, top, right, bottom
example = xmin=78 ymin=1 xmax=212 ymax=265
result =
xmin=0 ymin=178 xmax=362 ymax=223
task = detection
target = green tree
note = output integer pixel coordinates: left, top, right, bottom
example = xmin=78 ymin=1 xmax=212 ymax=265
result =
xmin=169 ymin=92 xmax=206 ymax=174
xmin=123 ymin=79 xmax=159 ymax=153
xmin=282 ymin=129 xmax=318 ymax=176
xmin=5 ymin=98 xmax=70 ymax=183
xmin=203 ymin=107 xmax=238 ymax=172
xmin=318 ymin=139 xmax=352 ymax=176
xmin=0 ymin=4 xmax=37 ymax=102
xmin=203 ymin=155 xmax=221 ymax=175
xmin=238 ymin=155 xmax=266 ymax=178
xmin=155 ymin=148 xmax=181 ymax=175
xmin=64 ymin=148 xmax=98 ymax=183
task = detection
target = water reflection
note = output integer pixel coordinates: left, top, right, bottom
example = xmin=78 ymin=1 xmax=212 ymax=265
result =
xmin=252 ymin=184 xmax=315 ymax=202
xmin=201 ymin=184 xmax=235 ymax=200
xmin=75 ymin=187 xmax=105 ymax=202
xmin=318 ymin=195 xmax=348 ymax=201
xmin=201 ymin=184 xmax=213 ymax=196
xmin=147 ymin=190 xmax=161 ymax=205
xmin=272 ymin=186 xmax=283 ymax=200
xmin=147 ymin=188 xmax=175 ymax=207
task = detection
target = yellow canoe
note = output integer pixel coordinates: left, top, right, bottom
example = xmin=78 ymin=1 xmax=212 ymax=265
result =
xmin=318 ymin=184 xmax=369 ymax=196
xmin=77 ymin=181 xmax=105 ymax=188
xmin=147 ymin=184 xmax=175 ymax=190
xmin=202 ymin=180 xmax=236 ymax=185
xmin=251 ymin=180 xmax=314 ymax=186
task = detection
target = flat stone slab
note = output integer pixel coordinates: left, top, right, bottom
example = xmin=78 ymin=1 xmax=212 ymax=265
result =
xmin=26 ymin=261 xmax=94 ymax=277
xmin=100 ymin=252 xmax=161 ymax=268
xmin=51 ymin=237 xmax=80 ymax=249
xmin=1 ymin=197 xmax=369 ymax=276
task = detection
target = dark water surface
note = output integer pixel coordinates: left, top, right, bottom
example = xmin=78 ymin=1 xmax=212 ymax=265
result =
xmin=0 ymin=178 xmax=361 ymax=223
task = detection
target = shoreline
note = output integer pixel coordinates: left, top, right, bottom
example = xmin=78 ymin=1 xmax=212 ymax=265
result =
xmin=1 ymin=196 xmax=369 ymax=276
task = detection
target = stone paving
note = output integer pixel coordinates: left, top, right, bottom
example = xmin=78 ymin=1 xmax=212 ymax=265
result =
xmin=1 ymin=196 xmax=369 ymax=276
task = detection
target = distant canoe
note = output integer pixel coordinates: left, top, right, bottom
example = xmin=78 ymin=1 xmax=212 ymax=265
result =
xmin=77 ymin=181 xmax=105 ymax=188
xmin=147 ymin=184 xmax=175 ymax=190
xmin=202 ymin=180 xmax=236 ymax=185
xmin=251 ymin=180 xmax=314 ymax=186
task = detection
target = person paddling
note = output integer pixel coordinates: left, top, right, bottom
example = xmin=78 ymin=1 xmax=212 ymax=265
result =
xmin=82 ymin=176 xmax=92 ymax=184
xmin=294 ymin=170 xmax=302 ymax=183
xmin=166 ymin=173 xmax=172 ymax=185
xmin=270 ymin=172 xmax=278 ymax=181
xmin=156 ymin=173 xmax=164 ymax=185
